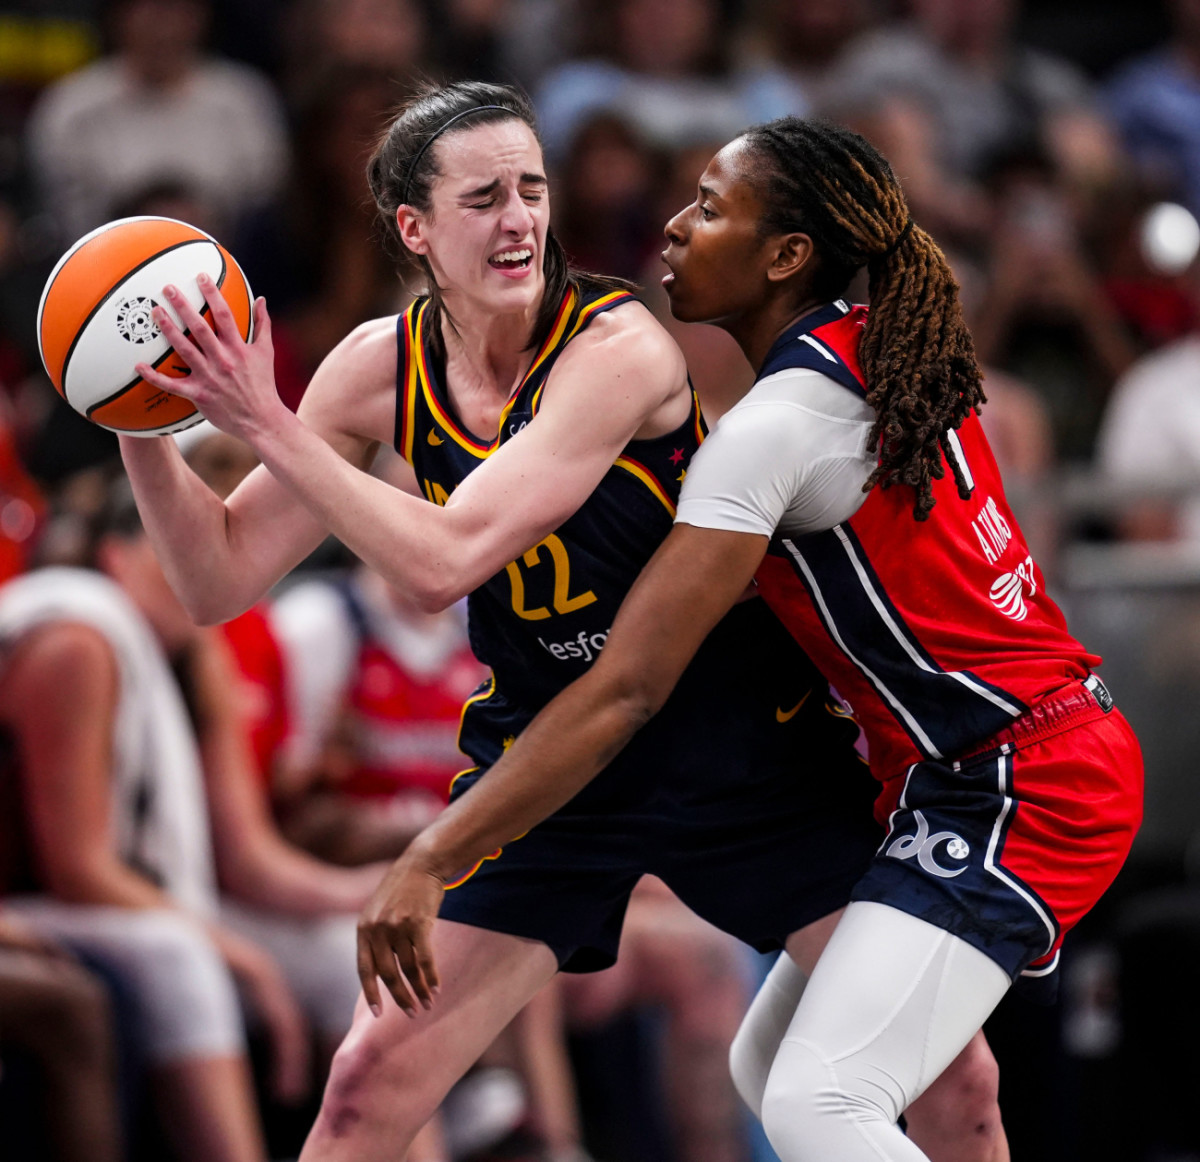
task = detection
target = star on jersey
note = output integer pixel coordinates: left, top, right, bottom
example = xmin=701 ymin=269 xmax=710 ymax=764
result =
xmin=669 ymin=447 xmax=685 ymax=465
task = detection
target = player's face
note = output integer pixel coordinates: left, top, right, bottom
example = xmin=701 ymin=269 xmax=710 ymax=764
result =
xmin=407 ymin=120 xmax=550 ymax=317
xmin=660 ymin=140 xmax=780 ymax=325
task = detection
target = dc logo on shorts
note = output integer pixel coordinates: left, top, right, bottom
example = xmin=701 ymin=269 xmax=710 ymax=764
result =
xmin=116 ymin=296 xmax=160 ymax=344
xmin=885 ymin=810 xmax=971 ymax=879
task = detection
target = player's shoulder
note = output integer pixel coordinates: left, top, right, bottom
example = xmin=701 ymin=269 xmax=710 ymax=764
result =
xmin=560 ymin=296 xmax=687 ymax=388
xmin=299 ymin=314 xmax=400 ymax=441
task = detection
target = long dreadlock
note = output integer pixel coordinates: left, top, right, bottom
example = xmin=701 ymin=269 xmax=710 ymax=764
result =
xmin=741 ymin=118 xmax=986 ymax=520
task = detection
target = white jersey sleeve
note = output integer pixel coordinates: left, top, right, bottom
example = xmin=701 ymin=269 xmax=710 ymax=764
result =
xmin=676 ymin=368 xmax=877 ymax=538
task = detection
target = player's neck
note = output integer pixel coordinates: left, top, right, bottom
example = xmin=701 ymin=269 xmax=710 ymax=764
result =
xmin=726 ymin=294 xmax=824 ymax=374
xmin=440 ymin=299 xmax=538 ymax=401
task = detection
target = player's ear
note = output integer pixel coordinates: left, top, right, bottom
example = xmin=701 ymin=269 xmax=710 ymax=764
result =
xmin=766 ymin=232 xmax=814 ymax=284
xmin=396 ymin=205 xmax=429 ymax=256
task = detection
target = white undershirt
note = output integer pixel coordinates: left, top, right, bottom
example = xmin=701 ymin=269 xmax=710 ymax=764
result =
xmin=676 ymin=367 xmax=877 ymax=538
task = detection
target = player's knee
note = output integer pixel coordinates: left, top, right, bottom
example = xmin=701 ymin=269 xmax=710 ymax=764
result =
xmin=317 ymin=1031 xmax=387 ymax=1137
xmin=761 ymin=1037 xmax=898 ymax=1154
xmin=728 ymin=1014 xmax=767 ymax=1120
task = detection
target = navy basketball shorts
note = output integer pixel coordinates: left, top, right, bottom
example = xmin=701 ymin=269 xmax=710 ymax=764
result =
xmin=851 ymin=679 xmax=1144 ymax=983
xmin=440 ymin=606 xmax=883 ymax=973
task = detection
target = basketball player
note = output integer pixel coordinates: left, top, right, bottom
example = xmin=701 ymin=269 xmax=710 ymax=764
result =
xmin=357 ymin=119 xmax=1144 ymax=1161
xmin=120 ymin=83 xmax=1006 ymax=1160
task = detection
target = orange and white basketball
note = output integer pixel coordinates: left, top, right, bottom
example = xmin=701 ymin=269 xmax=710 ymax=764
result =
xmin=37 ymin=216 xmax=254 ymax=437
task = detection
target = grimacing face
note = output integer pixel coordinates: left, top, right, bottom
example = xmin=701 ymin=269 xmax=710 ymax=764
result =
xmin=660 ymin=140 xmax=783 ymax=326
xmin=399 ymin=119 xmax=551 ymax=320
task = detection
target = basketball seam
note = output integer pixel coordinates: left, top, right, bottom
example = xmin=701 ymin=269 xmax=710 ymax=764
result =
xmin=60 ymin=237 xmax=211 ymax=402
xmin=83 ymin=248 xmax=231 ymax=423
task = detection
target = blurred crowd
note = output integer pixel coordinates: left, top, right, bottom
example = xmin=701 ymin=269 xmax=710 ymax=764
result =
xmin=2 ymin=0 xmax=1200 ymax=1160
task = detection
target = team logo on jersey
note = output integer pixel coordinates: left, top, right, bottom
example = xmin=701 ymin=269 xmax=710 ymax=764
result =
xmin=116 ymin=296 xmax=159 ymax=344
xmin=989 ymin=572 xmax=1028 ymax=620
xmin=988 ymin=555 xmax=1038 ymax=622
xmin=885 ymin=810 xmax=970 ymax=879
xmin=427 ymin=429 xmax=444 ymax=446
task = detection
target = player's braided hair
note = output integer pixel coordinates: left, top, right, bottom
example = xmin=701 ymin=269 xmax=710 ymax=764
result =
xmin=742 ymin=118 xmax=986 ymax=520
xmin=367 ymin=80 xmax=631 ymax=357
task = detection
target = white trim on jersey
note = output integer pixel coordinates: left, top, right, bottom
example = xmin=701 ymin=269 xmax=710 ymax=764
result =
xmin=985 ymin=752 xmax=1058 ymax=957
xmin=782 ymin=536 xmax=944 ymax=758
xmin=943 ymin=428 xmax=976 ymax=493
xmin=832 ymin=527 xmax=1023 ymax=718
xmin=798 ymin=334 xmax=839 ymax=363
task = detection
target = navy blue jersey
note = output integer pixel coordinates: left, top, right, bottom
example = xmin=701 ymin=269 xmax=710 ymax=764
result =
xmin=395 ymin=284 xmax=705 ymax=710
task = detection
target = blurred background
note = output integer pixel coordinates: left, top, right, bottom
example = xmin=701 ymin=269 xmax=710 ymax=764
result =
xmin=2 ymin=0 xmax=1200 ymax=1160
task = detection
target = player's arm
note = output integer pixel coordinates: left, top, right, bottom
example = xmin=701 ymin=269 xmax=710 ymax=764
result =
xmin=0 ymin=623 xmax=174 ymax=908
xmin=355 ymin=521 xmax=770 ymax=1015
xmin=118 ymin=310 xmax=387 ymax=625
xmin=129 ymin=281 xmax=687 ymax=624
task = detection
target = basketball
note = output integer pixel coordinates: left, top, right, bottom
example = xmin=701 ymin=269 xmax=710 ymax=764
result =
xmin=36 ymin=216 xmax=254 ymax=437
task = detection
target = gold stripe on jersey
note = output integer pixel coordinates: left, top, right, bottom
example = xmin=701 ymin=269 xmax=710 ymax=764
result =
xmin=412 ymin=301 xmax=492 ymax=458
xmin=398 ymin=305 xmax=421 ymax=463
xmin=530 ymin=290 xmax=634 ymax=417
xmin=613 ymin=454 xmax=676 ymax=517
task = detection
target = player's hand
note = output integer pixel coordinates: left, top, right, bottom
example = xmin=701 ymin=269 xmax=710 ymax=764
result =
xmin=356 ymin=844 xmax=445 ymax=1018
xmin=135 ymin=274 xmax=284 ymax=443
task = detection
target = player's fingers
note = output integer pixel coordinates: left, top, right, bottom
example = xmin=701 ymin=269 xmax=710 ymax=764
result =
xmin=133 ymin=358 xmax=200 ymax=399
xmin=150 ymin=302 xmax=204 ymax=371
xmin=394 ymin=927 xmax=434 ymax=1010
xmin=195 ymin=272 xmax=240 ymax=341
xmin=356 ymin=926 xmax=385 ymax=1018
xmin=412 ymin=927 xmax=441 ymax=999
xmin=371 ymin=928 xmax=419 ymax=1017
xmin=252 ymin=297 xmax=273 ymax=354
xmin=161 ymin=284 xmax=224 ymax=361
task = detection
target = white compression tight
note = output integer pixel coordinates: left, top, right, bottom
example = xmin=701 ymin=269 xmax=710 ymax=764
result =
xmin=754 ymin=901 xmax=1010 ymax=1161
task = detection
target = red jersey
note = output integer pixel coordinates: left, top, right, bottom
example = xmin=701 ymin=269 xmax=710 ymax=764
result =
xmin=340 ymin=631 xmax=488 ymax=803
xmin=219 ymin=604 xmax=290 ymax=787
xmin=751 ymin=303 xmax=1099 ymax=787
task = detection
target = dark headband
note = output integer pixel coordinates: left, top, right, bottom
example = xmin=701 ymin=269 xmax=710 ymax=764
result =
xmin=402 ymin=104 xmax=510 ymax=205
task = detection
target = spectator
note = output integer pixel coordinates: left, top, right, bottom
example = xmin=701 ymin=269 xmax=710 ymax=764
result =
xmin=235 ymin=67 xmax=405 ymax=396
xmin=829 ymin=0 xmax=1117 ymax=187
xmin=1095 ymin=304 xmax=1200 ymax=542
xmin=535 ymin=0 xmax=804 ymax=164
xmin=0 ymin=908 xmax=122 ymax=1162
xmin=738 ymin=0 xmax=874 ymax=111
xmin=26 ymin=0 xmax=287 ymax=243
xmin=281 ymin=0 xmax=427 ymax=106
xmin=271 ymin=564 xmax=488 ymax=867
xmin=1106 ymin=0 xmax=1200 ymax=219
xmin=970 ymin=146 xmax=1137 ymax=460
xmin=0 ymin=477 xmax=396 ymax=1162
xmin=550 ymin=113 xmax=664 ymax=286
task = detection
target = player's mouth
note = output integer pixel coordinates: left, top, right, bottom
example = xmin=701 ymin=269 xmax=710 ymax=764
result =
xmin=661 ymin=248 xmax=679 ymax=291
xmin=489 ymin=247 xmax=535 ymax=277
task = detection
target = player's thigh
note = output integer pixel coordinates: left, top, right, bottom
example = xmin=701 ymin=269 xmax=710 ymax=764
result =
xmin=778 ymin=902 xmax=1009 ymax=1113
xmin=328 ymin=918 xmax=559 ymax=1117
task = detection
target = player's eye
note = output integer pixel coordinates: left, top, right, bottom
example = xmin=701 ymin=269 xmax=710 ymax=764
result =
xmin=700 ymin=205 xmax=716 ymax=221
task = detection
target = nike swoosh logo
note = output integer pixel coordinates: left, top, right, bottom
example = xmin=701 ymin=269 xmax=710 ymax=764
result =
xmin=427 ymin=430 xmax=444 ymax=446
xmin=776 ymin=690 xmax=812 ymax=723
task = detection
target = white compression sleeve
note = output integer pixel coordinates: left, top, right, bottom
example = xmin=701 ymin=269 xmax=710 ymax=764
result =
xmin=729 ymin=953 xmax=808 ymax=1120
xmin=761 ymin=901 xmax=1010 ymax=1162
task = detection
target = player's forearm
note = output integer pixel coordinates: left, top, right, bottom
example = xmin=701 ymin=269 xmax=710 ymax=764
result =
xmin=248 ymin=407 xmax=478 ymax=610
xmin=412 ymin=673 xmax=657 ymax=884
xmin=119 ymin=435 xmax=264 ymax=622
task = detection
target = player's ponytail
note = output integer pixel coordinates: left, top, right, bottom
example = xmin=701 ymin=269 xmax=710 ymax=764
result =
xmin=742 ymin=118 xmax=986 ymax=520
